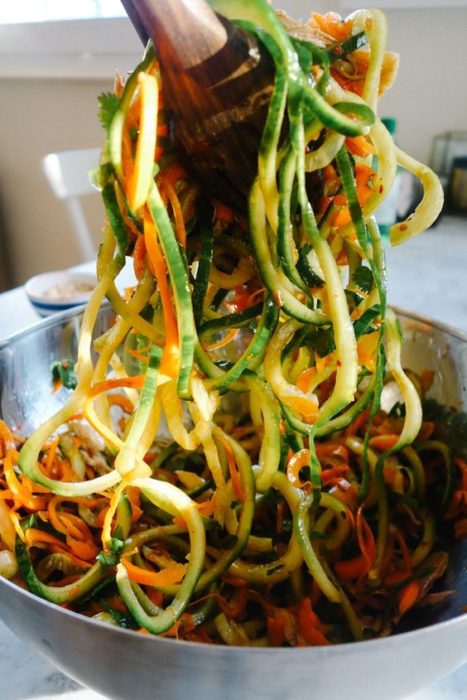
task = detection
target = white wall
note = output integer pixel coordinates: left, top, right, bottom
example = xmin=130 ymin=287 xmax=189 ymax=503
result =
xmin=377 ymin=7 xmax=467 ymax=164
xmin=0 ymin=77 xmax=112 ymax=286
xmin=0 ymin=4 xmax=465 ymax=286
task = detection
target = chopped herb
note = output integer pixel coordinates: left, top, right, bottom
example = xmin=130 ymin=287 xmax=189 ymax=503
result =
xmin=308 ymin=326 xmax=336 ymax=358
xmin=51 ymin=359 xmax=77 ymax=390
xmin=96 ymin=538 xmax=124 ymax=567
xmin=353 ymin=305 xmax=381 ymax=338
xmin=328 ymin=31 xmax=367 ymax=62
xmin=351 ymin=266 xmax=374 ymax=294
xmin=98 ymin=92 xmax=120 ymax=133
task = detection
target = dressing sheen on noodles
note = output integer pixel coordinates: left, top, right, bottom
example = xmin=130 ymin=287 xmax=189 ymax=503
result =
xmin=1 ymin=3 xmax=465 ymax=646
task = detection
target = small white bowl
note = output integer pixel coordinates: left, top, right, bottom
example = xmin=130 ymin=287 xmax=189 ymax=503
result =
xmin=24 ymin=270 xmax=97 ymax=317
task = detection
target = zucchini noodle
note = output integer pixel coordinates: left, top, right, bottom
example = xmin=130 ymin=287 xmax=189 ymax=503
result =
xmin=1 ymin=2 xmax=464 ymax=647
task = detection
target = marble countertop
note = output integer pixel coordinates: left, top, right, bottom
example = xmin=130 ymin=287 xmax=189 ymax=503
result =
xmin=0 ymin=215 xmax=466 ymax=699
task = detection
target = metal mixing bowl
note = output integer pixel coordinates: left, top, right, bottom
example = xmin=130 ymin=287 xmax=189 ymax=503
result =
xmin=0 ymin=306 xmax=466 ymax=700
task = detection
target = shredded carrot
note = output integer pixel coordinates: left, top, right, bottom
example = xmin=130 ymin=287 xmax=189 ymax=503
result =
xmin=398 ymin=580 xmax=421 ymax=614
xmin=122 ymin=558 xmax=187 ymax=587
xmin=154 ymin=146 xmax=165 ymax=162
xmin=345 ymin=409 xmax=370 ymax=436
xmin=156 ymin=123 xmax=168 ymax=138
xmin=357 ymin=331 xmax=379 ymax=372
xmin=146 ymin=587 xmax=164 ymax=607
xmin=21 ymin=475 xmax=51 ymax=495
xmin=225 ymin=285 xmax=259 ymax=313
xmin=44 ymin=436 xmax=60 ymax=473
xmin=216 ymin=586 xmax=248 ymax=619
xmin=4 ymin=451 xmax=47 ymax=511
xmin=311 ymin=12 xmax=351 ymax=41
xmin=65 ymin=412 xmax=84 ymax=423
xmin=0 ymin=422 xmax=18 ymax=452
xmin=122 ymin=124 xmax=136 ymax=187
xmin=48 ymin=497 xmax=99 ymax=561
xmin=384 ymin=569 xmax=411 ymax=585
xmin=219 ymin=436 xmax=245 ymax=503
xmin=316 ymin=443 xmax=349 ymax=462
xmin=369 ymin=434 xmax=400 ymax=452
xmin=205 ymin=328 xmax=240 ymax=351
xmin=195 ymin=497 xmax=216 ymax=518
xmin=126 ymin=487 xmax=143 ymax=523
xmin=356 ymin=506 xmax=375 ymax=571
xmin=287 ymin=394 xmax=319 ymax=423
xmin=331 ymin=206 xmax=352 ymax=228
xmin=89 ymin=375 xmax=145 ymax=398
xmin=162 ymin=180 xmax=187 ymax=248
xmin=321 ymin=465 xmax=349 ymax=485
xmin=126 ymin=348 xmax=150 ymax=365
xmin=316 ymin=195 xmax=333 ymax=222
xmin=345 ymin=136 xmax=375 ymax=159
xmin=395 ymin=530 xmax=412 ymax=573
xmin=66 ymin=535 xmax=100 ymax=561
xmin=107 ymin=394 xmax=135 ymax=414
xmin=334 ymin=508 xmax=374 ymax=581
xmin=159 ymin=162 xmax=187 ymax=188
xmin=24 ymin=528 xmax=66 ymax=549
xmin=143 ymin=211 xmax=180 ymax=378
xmin=334 ymin=554 xmax=368 ymax=581
xmin=295 ymin=367 xmax=317 ymax=394
xmin=297 ymin=597 xmax=331 ymax=646
xmin=133 ymin=234 xmax=147 ymax=280
xmin=323 ymin=164 xmax=338 ymax=183
xmin=267 ymin=615 xmax=286 ymax=646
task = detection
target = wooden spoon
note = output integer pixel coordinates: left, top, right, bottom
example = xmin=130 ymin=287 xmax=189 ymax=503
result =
xmin=120 ymin=0 xmax=274 ymax=210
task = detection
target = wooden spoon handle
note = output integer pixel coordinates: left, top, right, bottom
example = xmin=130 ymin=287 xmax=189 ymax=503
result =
xmin=121 ymin=0 xmax=228 ymax=71
xmin=121 ymin=0 xmax=274 ymax=209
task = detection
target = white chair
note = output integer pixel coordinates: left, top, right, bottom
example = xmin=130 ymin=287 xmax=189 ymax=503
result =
xmin=42 ymin=147 xmax=101 ymax=261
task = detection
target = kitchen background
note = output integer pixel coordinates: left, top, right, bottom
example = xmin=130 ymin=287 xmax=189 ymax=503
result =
xmin=0 ymin=0 xmax=466 ymax=289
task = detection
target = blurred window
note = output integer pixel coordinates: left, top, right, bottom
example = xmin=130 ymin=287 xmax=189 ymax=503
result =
xmin=0 ymin=0 xmax=125 ymax=24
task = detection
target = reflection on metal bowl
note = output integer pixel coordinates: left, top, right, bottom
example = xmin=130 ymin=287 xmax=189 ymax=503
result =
xmin=0 ymin=305 xmax=466 ymax=700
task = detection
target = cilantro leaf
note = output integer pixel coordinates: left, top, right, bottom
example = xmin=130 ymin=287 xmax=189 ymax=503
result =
xmin=308 ymin=326 xmax=335 ymax=358
xmin=98 ymin=92 xmax=120 ymax=133
xmin=96 ymin=538 xmax=124 ymax=567
xmin=351 ymin=266 xmax=374 ymax=294
xmin=51 ymin=360 xmax=77 ymax=390
xmin=353 ymin=304 xmax=381 ymax=338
